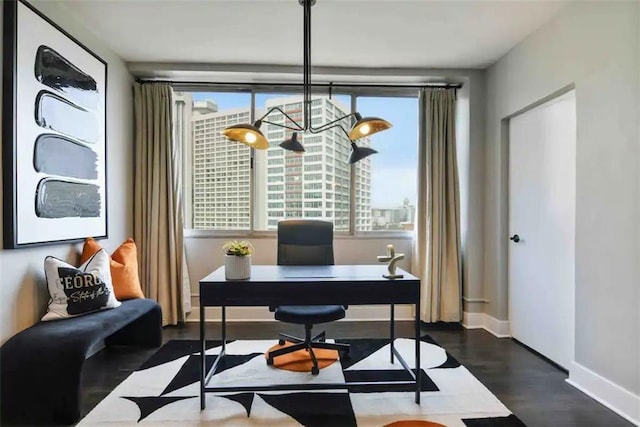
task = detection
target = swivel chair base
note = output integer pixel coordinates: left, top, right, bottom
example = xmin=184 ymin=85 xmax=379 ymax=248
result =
xmin=267 ymin=325 xmax=350 ymax=375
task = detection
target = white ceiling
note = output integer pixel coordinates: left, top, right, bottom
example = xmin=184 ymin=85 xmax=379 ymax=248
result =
xmin=59 ymin=0 xmax=569 ymax=70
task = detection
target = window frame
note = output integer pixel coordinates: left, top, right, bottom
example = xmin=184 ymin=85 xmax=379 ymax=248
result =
xmin=177 ymin=82 xmax=418 ymax=238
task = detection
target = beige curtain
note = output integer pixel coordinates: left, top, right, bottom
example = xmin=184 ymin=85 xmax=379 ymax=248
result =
xmin=412 ymin=88 xmax=462 ymax=322
xmin=133 ymin=82 xmax=191 ymax=325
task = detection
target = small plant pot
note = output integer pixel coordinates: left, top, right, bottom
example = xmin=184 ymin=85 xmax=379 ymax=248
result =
xmin=225 ymin=254 xmax=251 ymax=280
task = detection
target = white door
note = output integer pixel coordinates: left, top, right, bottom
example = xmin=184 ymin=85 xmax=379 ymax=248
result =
xmin=508 ymin=90 xmax=576 ymax=369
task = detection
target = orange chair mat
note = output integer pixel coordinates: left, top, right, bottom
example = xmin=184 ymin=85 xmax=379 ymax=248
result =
xmin=265 ymin=341 xmax=339 ymax=372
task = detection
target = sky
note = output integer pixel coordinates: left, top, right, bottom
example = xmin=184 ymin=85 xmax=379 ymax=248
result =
xmin=192 ymin=92 xmax=418 ymax=209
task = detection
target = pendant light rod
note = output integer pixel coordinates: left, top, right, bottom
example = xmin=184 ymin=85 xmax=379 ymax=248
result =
xmin=261 ymin=106 xmax=304 ymax=131
xmin=257 ymin=0 xmax=359 ymax=135
xmin=303 ymin=0 xmax=311 ymax=130
xmin=300 ymin=0 xmax=359 ymax=135
xmin=222 ymin=0 xmax=393 ymax=162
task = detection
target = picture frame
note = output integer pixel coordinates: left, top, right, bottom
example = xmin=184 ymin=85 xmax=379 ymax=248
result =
xmin=2 ymin=0 xmax=108 ymax=249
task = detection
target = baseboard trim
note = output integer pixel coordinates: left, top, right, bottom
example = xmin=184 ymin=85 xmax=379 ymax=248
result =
xmin=462 ymin=312 xmax=511 ymax=338
xmin=566 ymin=362 xmax=640 ymax=426
xmin=187 ymin=305 xmax=415 ymax=323
xmin=484 ymin=315 xmax=511 ymax=338
xmin=462 ymin=312 xmax=484 ymax=329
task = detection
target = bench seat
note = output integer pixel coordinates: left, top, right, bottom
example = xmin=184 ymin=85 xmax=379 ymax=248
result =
xmin=0 ymin=298 xmax=162 ymax=425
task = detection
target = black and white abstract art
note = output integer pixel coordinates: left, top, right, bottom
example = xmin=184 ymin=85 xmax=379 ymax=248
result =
xmin=2 ymin=0 xmax=107 ymax=248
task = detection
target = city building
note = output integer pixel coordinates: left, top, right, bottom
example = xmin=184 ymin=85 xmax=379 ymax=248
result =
xmin=372 ymin=198 xmax=415 ymax=230
xmin=259 ymin=95 xmax=372 ymax=231
xmin=181 ymin=95 xmax=258 ymax=230
xmin=178 ymin=94 xmax=374 ymax=232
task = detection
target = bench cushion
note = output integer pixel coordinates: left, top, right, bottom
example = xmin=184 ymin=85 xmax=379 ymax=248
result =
xmin=0 ymin=298 xmax=162 ymax=425
xmin=15 ymin=298 xmax=155 ymax=348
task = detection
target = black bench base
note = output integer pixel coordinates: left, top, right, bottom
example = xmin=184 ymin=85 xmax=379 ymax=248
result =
xmin=0 ymin=298 xmax=162 ymax=425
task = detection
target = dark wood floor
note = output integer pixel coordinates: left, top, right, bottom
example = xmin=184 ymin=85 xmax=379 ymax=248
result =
xmin=80 ymin=321 xmax=633 ymax=427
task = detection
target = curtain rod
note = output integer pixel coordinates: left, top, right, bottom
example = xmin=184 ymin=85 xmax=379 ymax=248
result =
xmin=135 ymin=79 xmax=463 ymax=90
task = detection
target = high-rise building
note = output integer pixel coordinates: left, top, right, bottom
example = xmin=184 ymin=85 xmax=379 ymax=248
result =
xmin=176 ymin=93 xmax=372 ymax=231
xmin=190 ymin=100 xmax=257 ymax=230
xmin=258 ymin=95 xmax=372 ymax=231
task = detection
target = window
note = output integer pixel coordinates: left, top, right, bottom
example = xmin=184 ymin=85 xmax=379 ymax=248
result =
xmin=306 ymin=145 xmax=323 ymax=153
xmin=305 ymin=155 xmax=323 ymax=163
xmin=176 ymin=89 xmax=418 ymax=233
xmin=355 ymin=97 xmax=418 ymax=231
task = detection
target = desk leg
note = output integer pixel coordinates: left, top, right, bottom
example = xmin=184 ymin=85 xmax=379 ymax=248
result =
xmin=390 ymin=304 xmax=395 ymax=364
xmin=200 ymin=303 xmax=205 ymax=410
xmin=415 ymin=302 xmax=421 ymax=404
xmin=222 ymin=305 xmax=226 ymax=353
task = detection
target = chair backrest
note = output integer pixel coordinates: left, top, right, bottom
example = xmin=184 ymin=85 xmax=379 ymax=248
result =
xmin=277 ymin=220 xmax=334 ymax=266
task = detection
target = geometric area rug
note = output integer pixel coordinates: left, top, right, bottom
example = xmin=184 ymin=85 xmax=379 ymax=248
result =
xmin=78 ymin=336 xmax=526 ymax=426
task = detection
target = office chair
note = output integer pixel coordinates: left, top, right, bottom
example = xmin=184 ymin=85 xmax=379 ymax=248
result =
xmin=266 ymin=219 xmax=350 ymax=375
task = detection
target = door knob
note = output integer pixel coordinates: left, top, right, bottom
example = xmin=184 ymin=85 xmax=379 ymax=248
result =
xmin=509 ymin=234 xmax=520 ymax=243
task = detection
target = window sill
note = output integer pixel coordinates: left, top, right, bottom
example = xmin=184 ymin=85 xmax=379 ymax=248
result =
xmin=183 ymin=229 xmax=414 ymax=240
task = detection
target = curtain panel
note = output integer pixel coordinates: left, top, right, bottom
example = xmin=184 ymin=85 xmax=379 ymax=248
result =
xmin=133 ymin=82 xmax=191 ymax=325
xmin=412 ymin=88 xmax=462 ymax=322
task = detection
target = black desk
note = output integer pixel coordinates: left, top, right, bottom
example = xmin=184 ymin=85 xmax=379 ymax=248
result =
xmin=198 ymin=264 xmax=421 ymax=409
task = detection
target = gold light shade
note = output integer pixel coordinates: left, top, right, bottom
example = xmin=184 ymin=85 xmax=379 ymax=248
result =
xmin=222 ymin=124 xmax=269 ymax=149
xmin=348 ymin=115 xmax=392 ymax=140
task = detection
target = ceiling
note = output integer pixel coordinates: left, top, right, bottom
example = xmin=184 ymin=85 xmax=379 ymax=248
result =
xmin=58 ymin=0 xmax=569 ymax=70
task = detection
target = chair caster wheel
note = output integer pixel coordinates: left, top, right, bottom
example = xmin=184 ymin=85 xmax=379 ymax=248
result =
xmin=267 ymin=357 xmax=274 ymax=366
xmin=311 ymin=366 xmax=319 ymax=376
xmin=278 ymin=339 xmax=286 ymax=346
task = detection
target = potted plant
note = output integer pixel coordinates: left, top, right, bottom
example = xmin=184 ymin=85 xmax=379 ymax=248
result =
xmin=222 ymin=240 xmax=254 ymax=280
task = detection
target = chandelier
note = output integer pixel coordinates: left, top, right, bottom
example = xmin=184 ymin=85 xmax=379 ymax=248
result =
xmin=222 ymin=0 xmax=392 ymax=164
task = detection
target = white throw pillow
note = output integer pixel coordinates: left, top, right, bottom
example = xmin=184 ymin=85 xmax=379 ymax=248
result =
xmin=42 ymin=249 xmax=121 ymax=321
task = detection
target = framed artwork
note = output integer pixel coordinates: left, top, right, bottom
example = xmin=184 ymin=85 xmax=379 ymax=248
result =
xmin=2 ymin=0 xmax=108 ymax=249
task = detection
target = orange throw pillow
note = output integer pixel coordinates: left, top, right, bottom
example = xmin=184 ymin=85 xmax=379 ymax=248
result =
xmin=81 ymin=237 xmax=145 ymax=300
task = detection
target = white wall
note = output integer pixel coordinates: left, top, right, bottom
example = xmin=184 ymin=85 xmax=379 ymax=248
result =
xmin=484 ymin=0 xmax=639 ymax=413
xmin=0 ymin=1 xmax=134 ymax=345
